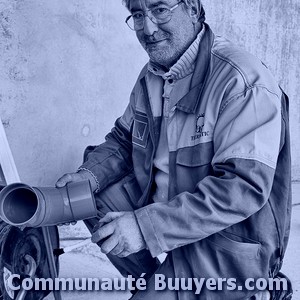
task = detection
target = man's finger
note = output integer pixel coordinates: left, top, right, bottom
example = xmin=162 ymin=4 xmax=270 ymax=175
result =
xmin=117 ymin=250 xmax=131 ymax=258
xmin=99 ymin=212 xmax=124 ymax=224
xmin=109 ymin=242 xmax=124 ymax=256
xmin=91 ymin=222 xmax=115 ymax=243
xmin=100 ymin=236 xmax=119 ymax=255
xmin=55 ymin=173 xmax=74 ymax=188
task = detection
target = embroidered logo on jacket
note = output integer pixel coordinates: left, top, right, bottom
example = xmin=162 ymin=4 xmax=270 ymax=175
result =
xmin=132 ymin=111 xmax=149 ymax=148
xmin=191 ymin=113 xmax=210 ymax=141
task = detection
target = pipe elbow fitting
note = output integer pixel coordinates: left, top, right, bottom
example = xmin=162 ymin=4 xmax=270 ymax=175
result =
xmin=0 ymin=180 xmax=96 ymax=228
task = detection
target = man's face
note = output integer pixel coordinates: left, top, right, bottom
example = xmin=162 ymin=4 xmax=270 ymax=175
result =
xmin=128 ymin=0 xmax=198 ymax=68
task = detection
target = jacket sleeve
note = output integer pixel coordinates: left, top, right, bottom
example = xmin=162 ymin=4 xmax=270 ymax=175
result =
xmin=79 ymin=90 xmax=135 ymax=192
xmin=135 ymin=86 xmax=282 ymax=257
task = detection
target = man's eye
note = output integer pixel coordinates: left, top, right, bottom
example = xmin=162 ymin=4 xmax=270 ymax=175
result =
xmin=132 ymin=12 xmax=144 ymax=20
xmin=152 ymin=7 xmax=169 ymax=16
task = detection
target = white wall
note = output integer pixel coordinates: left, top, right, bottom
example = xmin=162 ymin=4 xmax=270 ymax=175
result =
xmin=0 ymin=0 xmax=147 ymax=185
xmin=204 ymin=0 xmax=300 ymax=181
xmin=0 ymin=0 xmax=299 ymax=185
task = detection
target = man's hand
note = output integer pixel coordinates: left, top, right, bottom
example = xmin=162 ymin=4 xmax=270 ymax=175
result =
xmin=91 ymin=212 xmax=146 ymax=257
xmin=56 ymin=170 xmax=98 ymax=192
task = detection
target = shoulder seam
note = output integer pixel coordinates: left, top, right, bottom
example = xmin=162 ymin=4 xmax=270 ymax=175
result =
xmin=211 ymin=49 xmax=251 ymax=88
xmin=218 ymin=85 xmax=280 ymax=117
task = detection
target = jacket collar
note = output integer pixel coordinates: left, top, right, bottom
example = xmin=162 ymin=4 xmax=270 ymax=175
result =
xmin=147 ymin=26 xmax=205 ymax=81
xmin=139 ymin=23 xmax=215 ymax=114
xmin=176 ymin=23 xmax=214 ymax=113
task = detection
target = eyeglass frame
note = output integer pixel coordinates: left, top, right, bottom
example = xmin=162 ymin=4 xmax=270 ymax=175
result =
xmin=125 ymin=1 xmax=183 ymax=31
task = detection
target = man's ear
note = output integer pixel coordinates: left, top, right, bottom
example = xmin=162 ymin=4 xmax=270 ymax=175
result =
xmin=185 ymin=0 xmax=201 ymax=24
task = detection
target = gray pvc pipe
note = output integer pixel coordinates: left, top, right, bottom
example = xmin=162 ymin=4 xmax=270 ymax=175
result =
xmin=0 ymin=180 xmax=97 ymax=227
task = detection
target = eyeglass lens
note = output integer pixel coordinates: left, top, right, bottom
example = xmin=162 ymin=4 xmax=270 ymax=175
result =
xmin=127 ymin=5 xmax=176 ymax=30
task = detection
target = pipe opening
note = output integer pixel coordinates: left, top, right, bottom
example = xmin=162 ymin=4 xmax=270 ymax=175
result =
xmin=3 ymin=188 xmax=38 ymax=224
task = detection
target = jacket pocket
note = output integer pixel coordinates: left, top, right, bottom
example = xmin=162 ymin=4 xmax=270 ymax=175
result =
xmin=207 ymin=230 xmax=261 ymax=259
xmin=176 ymin=142 xmax=213 ymax=167
xmin=175 ymin=142 xmax=213 ymax=193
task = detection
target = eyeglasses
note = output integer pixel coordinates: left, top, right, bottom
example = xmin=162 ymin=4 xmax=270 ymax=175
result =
xmin=125 ymin=1 xmax=183 ymax=31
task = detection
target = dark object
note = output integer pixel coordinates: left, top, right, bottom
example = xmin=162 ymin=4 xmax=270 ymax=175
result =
xmin=53 ymin=237 xmax=91 ymax=257
xmin=41 ymin=227 xmax=62 ymax=300
xmin=53 ymin=248 xmax=64 ymax=257
xmin=15 ymin=255 xmax=37 ymax=300
xmin=270 ymin=272 xmax=293 ymax=300
xmin=0 ymin=226 xmax=59 ymax=300
xmin=0 ymin=220 xmax=11 ymax=300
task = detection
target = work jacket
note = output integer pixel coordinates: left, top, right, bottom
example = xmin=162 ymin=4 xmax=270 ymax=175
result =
xmin=81 ymin=24 xmax=291 ymax=299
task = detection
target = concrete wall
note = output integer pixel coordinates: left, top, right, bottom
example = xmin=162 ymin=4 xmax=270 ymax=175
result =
xmin=0 ymin=0 xmax=148 ymax=186
xmin=0 ymin=0 xmax=299 ymax=186
xmin=203 ymin=0 xmax=300 ymax=181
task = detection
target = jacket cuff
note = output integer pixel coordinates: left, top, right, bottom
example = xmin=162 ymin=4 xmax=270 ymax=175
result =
xmin=135 ymin=207 xmax=164 ymax=258
xmin=77 ymin=167 xmax=101 ymax=193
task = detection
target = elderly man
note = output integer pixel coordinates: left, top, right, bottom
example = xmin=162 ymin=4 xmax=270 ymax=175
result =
xmin=57 ymin=0 xmax=292 ymax=299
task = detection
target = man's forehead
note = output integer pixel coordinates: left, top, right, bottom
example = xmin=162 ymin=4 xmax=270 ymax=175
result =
xmin=129 ymin=0 xmax=174 ymax=11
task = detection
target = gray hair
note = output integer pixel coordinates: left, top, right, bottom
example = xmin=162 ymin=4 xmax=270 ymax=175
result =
xmin=122 ymin=0 xmax=206 ymax=23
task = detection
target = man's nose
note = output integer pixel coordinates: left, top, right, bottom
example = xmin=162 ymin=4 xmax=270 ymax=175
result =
xmin=143 ymin=16 xmax=158 ymax=36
